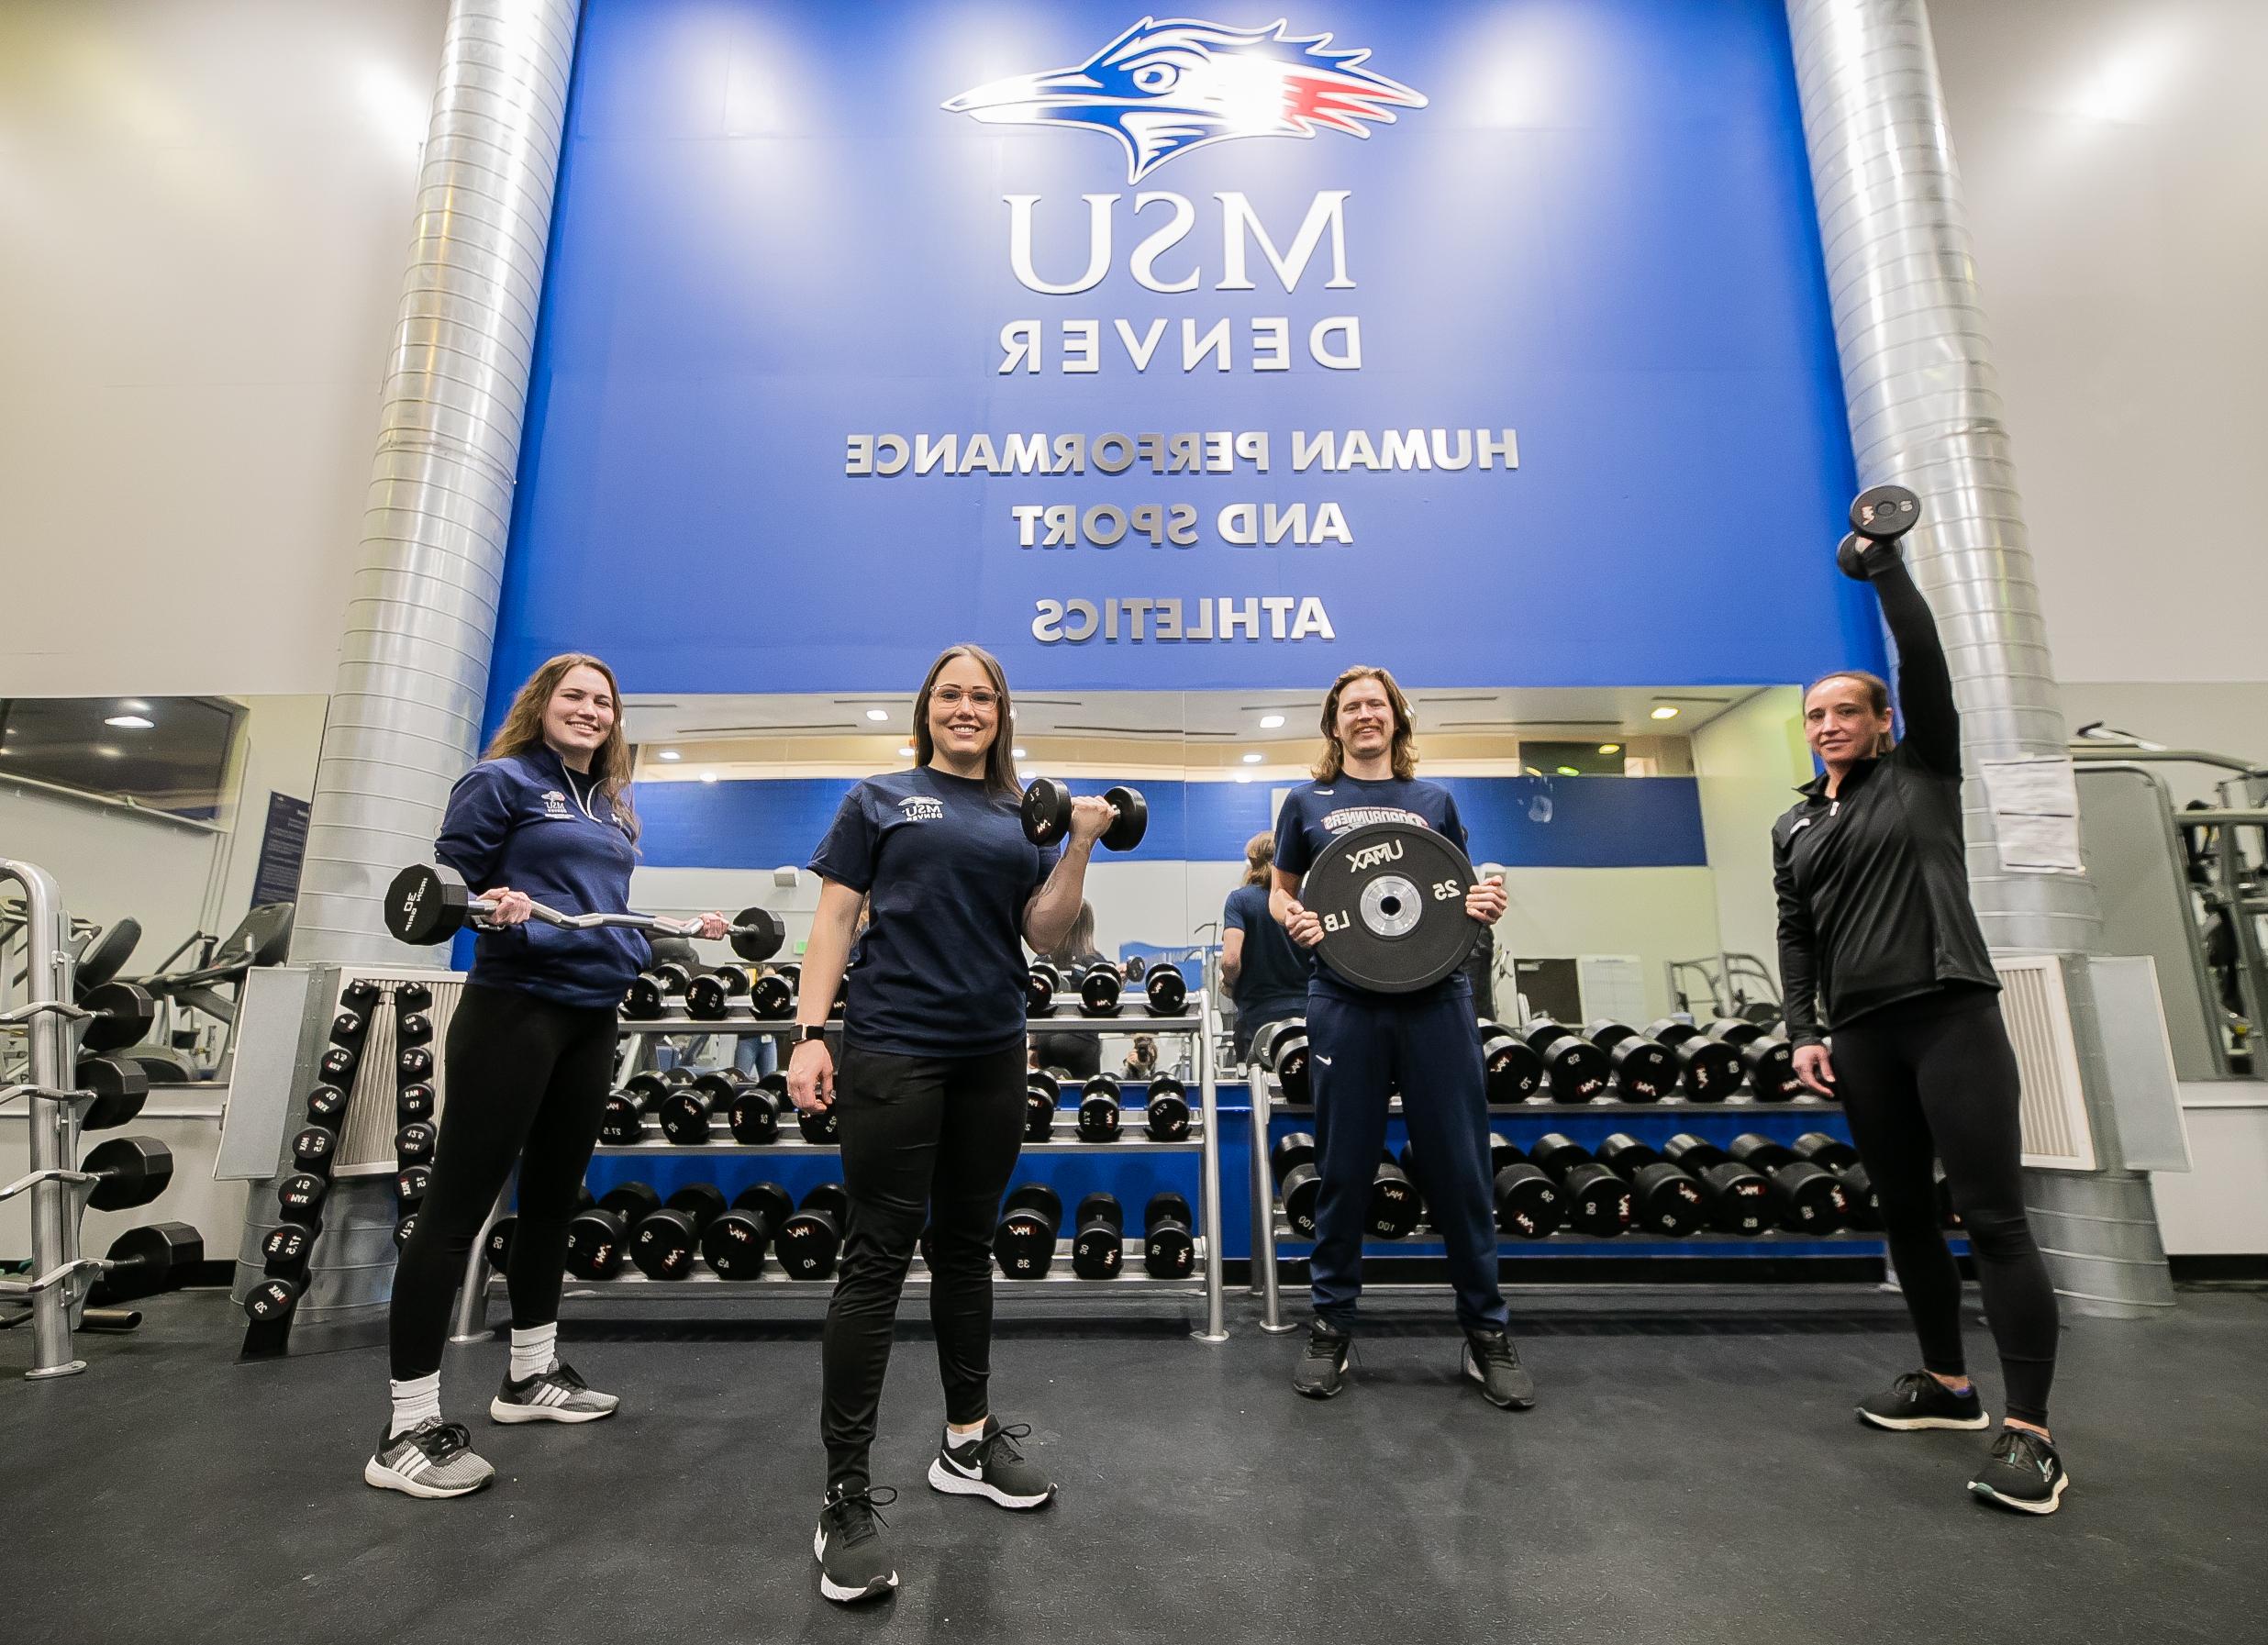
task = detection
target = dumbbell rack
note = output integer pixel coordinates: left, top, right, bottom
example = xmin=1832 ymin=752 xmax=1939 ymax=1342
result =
xmin=453 ymin=997 xmax=1229 ymax=1343
xmin=1246 ymin=1055 xmax=1891 ymax=1334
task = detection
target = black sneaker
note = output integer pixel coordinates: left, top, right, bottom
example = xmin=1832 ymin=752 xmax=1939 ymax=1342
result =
xmin=1462 ymin=1328 xmax=1537 ymax=1410
xmin=1292 ymin=1320 xmax=1352 ymax=1399
xmin=490 ymin=1360 xmax=618 ymax=1425
xmin=1969 ymin=1428 xmax=2069 ymax=1515
xmin=928 ymin=1417 xmax=1056 ymax=1509
xmin=1856 ymin=1371 xmax=1990 ymax=1431
xmin=362 ymin=1417 xmax=495 ymax=1499
xmin=814 ymin=1485 xmax=899 ymax=1603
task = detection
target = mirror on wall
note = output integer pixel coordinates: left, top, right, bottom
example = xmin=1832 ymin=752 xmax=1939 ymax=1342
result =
xmin=0 ymin=693 xmax=330 ymax=1083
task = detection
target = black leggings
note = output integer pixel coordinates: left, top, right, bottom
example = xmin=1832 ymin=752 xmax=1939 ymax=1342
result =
xmin=821 ymin=1042 xmax=1026 ymax=1496
xmin=1832 ymin=987 xmax=2059 ymax=1426
xmin=387 ymin=983 xmax=617 ymax=1380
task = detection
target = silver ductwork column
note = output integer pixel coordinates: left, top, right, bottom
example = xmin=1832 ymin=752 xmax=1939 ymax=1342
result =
xmin=250 ymin=0 xmax=582 ymax=1342
xmin=1785 ymin=0 xmax=2173 ymax=1316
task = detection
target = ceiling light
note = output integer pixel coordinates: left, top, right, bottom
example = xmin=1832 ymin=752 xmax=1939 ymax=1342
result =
xmin=699 ymin=771 xmax=718 ymax=784
xmin=96 ymin=745 xmax=123 ymax=759
xmin=898 ymin=746 xmax=916 ymax=757
xmin=1259 ymin=713 xmax=1285 ymax=729
xmin=1597 ymin=743 xmax=1621 ymax=755
xmin=1650 ymin=705 xmax=1679 ymax=721
xmin=1556 ymin=765 xmax=1580 ymax=776
xmin=1525 ymin=765 xmax=1544 ymax=776
xmin=657 ymin=749 xmax=681 ymax=761
xmin=865 ymin=708 xmax=888 ymax=721
xmin=104 ymin=715 xmax=154 ymax=729
xmin=1012 ymin=747 xmax=1028 ymax=759
xmin=1241 ymin=752 xmax=1264 ymax=763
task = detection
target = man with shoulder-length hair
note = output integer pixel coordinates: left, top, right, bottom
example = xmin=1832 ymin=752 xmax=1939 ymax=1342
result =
xmin=1272 ymin=665 xmax=1523 ymax=1407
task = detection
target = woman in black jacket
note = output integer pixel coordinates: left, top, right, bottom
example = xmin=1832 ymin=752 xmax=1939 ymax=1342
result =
xmin=1773 ymin=527 xmax=2066 ymax=1515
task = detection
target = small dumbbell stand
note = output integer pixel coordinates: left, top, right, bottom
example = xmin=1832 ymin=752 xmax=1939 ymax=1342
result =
xmin=450 ymin=995 xmax=1230 ymax=1343
xmin=1246 ymin=1042 xmax=1947 ymax=1334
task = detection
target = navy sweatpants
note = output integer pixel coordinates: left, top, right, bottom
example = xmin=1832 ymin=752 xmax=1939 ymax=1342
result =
xmin=1306 ymin=984 xmax=1506 ymax=1333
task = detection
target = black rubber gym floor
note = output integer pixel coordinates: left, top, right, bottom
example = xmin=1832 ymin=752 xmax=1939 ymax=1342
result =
xmin=6 ymin=1284 xmax=2262 ymax=1644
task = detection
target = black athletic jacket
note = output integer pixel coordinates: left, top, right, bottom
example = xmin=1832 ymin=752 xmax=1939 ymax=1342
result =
xmin=1772 ymin=558 xmax=1999 ymax=1047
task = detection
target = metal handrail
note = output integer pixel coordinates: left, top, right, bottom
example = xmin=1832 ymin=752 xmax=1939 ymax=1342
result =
xmin=0 ymin=858 xmax=89 ymax=1377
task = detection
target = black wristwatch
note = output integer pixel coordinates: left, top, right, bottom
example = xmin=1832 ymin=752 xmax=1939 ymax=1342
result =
xmin=795 ymin=1024 xmax=829 ymax=1044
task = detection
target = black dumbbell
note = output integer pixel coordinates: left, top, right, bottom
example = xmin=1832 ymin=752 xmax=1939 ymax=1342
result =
xmin=396 ymin=1046 xmax=433 ymax=1083
xmin=1729 ymin=1134 xmax=1849 ymax=1232
xmin=1025 ymin=961 xmax=1061 ymax=1017
xmin=1256 ymin=1019 xmax=1311 ymax=1104
xmin=630 ymin=1184 xmax=729 ymax=1280
xmin=1025 ymin=1071 xmax=1060 ymax=1140
xmin=598 ymin=1087 xmax=647 ymax=1145
xmin=329 ymin=1009 xmax=368 ymax=1044
xmin=702 ymin=1182 xmax=795 ymax=1279
xmin=1143 ymin=1191 xmax=1196 ymax=1276
xmin=1529 ymin=1134 xmax=1632 ymax=1238
xmin=1070 ymin=1193 xmax=1124 ymax=1278
xmin=1477 ymin=1022 xmax=1544 ymax=1103
xmin=1272 ymin=1132 xmax=1322 ymax=1239
xmin=777 ymin=1183 xmax=850 ymax=1279
xmin=750 ymin=969 xmax=796 ymax=1019
xmin=261 ymin=1222 xmax=314 ymax=1273
xmin=728 ymin=1073 xmax=785 ymax=1144
xmin=1492 ymin=1145 xmax=1562 ymax=1239
xmin=75 ymin=1055 xmax=149 ymax=1130
xmin=1140 ymin=966 xmax=1186 ymax=1017
xmin=397 ymin=1011 xmax=434 ymax=1048
xmin=1142 ymin=1073 xmax=1192 ymax=1139
xmin=1365 ymin=1161 xmax=1423 ymax=1239
xmin=484 ymin=1216 xmax=517 ymax=1271
xmin=1020 ymin=776 xmax=1150 ymax=851
xmin=1644 ymin=1019 xmax=1742 ymax=1101
xmin=796 ymin=1096 xmax=839 ymax=1146
xmin=994 ymin=1184 xmax=1063 ymax=1277
xmin=94 ymin=1222 xmax=200 ymax=1303
xmin=1076 ymin=1074 xmax=1122 ymax=1141
xmin=1661 ymin=1135 xmax=1773 ymax=1235
xmin=390 ymin=980 xmax=430 ymax=1012
xmin=1706 ymin=1019 xmax=1803 ymax=1101
xmin=394 ymin=1213 xmax=420 ymax=1250
xmin=620 ymin=1071 xmax=673 ymax=1113
xmin=564 ymin=1182 xmax=662 ymax=1279
xmin=1584 ymin=1021 xmax=1675 ymax=1103
xmin=79 ymin=1137 xmax=172 ymax=1211
xmin=395 ymin=1120 xmax=436 ymax=1167
xmin=395 ymin=1163 xmax=431 ymax=1210
xmin=683 ymin=965 xmax=751 ymax=1020
xmin=288 ymin=1124 xmax=338 ymax=1177
xmin=1794 ymin=1133 xmax=1879 ymax=1229
xmin=341 ymin=978 xmax=382 ymax=1011
xmin=1076 ymin=962 xmax=1124 ymax=1017
xmin=276 ymin=1172 xmax=328 ymax=1226
xmin=659 ymin=1071 xmax=742 ymax=1145
xmin=80 ymin=980 xmax=156 ymax=1054
xmin=1595 ymin=1134 xmax=1708 ymax=1237
xmin=1526 ymin=1022 xmax=1610 ymax=1104
xmin=317 ymin=1045 xmax=359 ymax=1086
xmin=623 ymin=961 xmax=701 ymax=1020
xmin=395 ymin=1081 xmax=435 ymax=1122
xmin=304 ymin=1082 xmax=350 ymax=1128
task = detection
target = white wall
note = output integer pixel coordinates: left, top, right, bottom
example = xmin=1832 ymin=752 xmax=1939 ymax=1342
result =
xmin=0 ymin=0 xmax=450 ymax=697
xmin=1692 ymin=687 xmax=1811 ymax=995
xmin=1932 ymin=0 xmax=2268 ymax=700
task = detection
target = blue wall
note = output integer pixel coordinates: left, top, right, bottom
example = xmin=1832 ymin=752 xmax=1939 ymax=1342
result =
xmin=635 ymin=773 xmax=1707 ymax=869
xmin=487 ymin=0 xmax=1877 ymax=718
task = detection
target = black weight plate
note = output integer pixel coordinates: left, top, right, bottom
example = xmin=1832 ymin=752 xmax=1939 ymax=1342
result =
xmin=1849 ymin=483 xmax=1920 ymax=540
xmin=729 ymin=906 xmax=786 ymax=962
xmin=1298 ymin=822 xmax=1478 ymax=995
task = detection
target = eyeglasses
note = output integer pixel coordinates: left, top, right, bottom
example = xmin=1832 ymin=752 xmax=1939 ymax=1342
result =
xmin=932 ymin=687 xmax=1000 ymax=711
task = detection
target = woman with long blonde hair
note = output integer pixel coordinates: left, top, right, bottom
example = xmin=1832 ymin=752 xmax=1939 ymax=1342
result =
xmin=367 ymin=653 xmax=726 ymax=1500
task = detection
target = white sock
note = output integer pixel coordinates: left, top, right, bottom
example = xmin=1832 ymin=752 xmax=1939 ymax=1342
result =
xmin=388 ymin=1373 xmax=441 ymax=1439
xmin=509 ymin=1323 xmax=558 ymax=1384
xmin=945 ymin=1419 xmax=989 ymax=1450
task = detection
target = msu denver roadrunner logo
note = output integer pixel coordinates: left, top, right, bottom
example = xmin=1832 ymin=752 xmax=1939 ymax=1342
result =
xmin=942 ymin=17 xmax=1428 ymax=183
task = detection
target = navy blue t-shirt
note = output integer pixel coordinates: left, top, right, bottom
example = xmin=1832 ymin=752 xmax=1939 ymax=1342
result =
xmin=435 ymin=746 xmax=649 ymax=1011
xmin=1223 ymin=882 xmax=1310 ymax=1025
xmin=1273 ymin=774 xmax=1473 ymax=1005
xmin=809 ymin=767 xmax=1061 ymax=1057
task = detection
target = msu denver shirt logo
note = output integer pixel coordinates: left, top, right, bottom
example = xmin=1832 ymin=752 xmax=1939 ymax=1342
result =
xmin=943 ymin=17 xmax=1427 ymax=183
xmin=899 ymin=796 xmax=946 ymax=823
